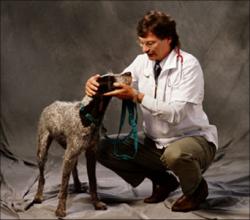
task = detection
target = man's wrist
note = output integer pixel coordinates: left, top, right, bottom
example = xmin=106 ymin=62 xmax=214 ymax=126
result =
xmin=132 ymin=89 xmax=144 ymax=103
xmin=137 ymin=92 xmax=144 ymax=103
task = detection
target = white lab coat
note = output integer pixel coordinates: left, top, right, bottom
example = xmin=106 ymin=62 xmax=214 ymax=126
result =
xmin=124 ymin=49 xmax=218 ymax=149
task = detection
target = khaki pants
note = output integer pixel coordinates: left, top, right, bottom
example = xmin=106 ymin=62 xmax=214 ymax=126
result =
xmin=96 ymin=133 xmax=216 ymax=195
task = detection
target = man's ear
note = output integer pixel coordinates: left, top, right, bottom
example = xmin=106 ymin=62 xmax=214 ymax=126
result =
xmin=166 ymin=37 xmax=172 ymax=45
xmin=165 ymin=37 xmax=172 ymax=44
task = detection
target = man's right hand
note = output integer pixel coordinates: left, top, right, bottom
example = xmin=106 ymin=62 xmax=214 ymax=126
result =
xmin=85 ymin=74 xmax=100 ymax=97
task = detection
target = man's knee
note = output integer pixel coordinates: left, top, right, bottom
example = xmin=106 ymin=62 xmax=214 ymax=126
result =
xmin=160 ymin=147 xmax=183 ymax=170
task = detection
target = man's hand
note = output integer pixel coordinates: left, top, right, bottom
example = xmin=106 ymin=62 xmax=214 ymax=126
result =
xmin=104 ymin=82 xmax=144 ymax=103
xmin=85 ymin=74 xmax=100 ymax=97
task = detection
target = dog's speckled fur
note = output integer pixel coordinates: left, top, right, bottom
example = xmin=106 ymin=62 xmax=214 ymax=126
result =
xmin=32 ymin=72 xmax=132 ymax=217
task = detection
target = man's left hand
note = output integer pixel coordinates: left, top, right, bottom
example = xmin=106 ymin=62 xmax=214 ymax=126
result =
xmin=104 ymin=82 xmax=136 ymax=100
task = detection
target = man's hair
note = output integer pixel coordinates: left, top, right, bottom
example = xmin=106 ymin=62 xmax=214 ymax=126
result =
xmin=137 ymin=10 xmax=180 ymax=49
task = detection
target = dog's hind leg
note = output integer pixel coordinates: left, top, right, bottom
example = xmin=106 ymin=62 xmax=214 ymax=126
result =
xmin=86 ymin=148 xmax=107 ymax=210
xmin=34 ymin=129 xmax=52 ymax=203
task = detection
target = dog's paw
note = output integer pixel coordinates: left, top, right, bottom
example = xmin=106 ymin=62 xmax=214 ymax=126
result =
xmin=55 ymin=208 xmax=66 ymax=218
xmin=94 ymin=201 xmax=107 ymax=210
xmin=33 ymin=195 xmax=43 ymax=203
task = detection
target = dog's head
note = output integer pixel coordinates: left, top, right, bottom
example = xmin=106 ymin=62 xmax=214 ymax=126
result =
xmin=96 ymin=72 xmax=132 ymax=94
xmin=80 ymin=72 xmax=132 ymax=127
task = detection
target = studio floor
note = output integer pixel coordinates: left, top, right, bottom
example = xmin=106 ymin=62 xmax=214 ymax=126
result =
xmin=1 ymin=147 xmax=249 ymax=219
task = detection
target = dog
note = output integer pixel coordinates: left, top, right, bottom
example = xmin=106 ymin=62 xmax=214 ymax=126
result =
xmin=32 ymin=72 xmax=132 ymax=217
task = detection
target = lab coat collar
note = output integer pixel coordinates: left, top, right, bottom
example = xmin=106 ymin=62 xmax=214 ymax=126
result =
xmin=143 ymin=49 xmax=178 ymax=78
xmin=159 ymin=49 xmax=178 ymax=71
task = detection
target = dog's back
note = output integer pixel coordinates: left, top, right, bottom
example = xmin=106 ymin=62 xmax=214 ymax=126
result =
xmin=38 ymin=101 xmax=92 ymax=147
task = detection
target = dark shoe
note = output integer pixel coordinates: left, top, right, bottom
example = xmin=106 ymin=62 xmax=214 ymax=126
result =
xmin=144 ymin=174 xmax=179 ymax=203
xmin=172 ymin=178 xmax=208 ymax=212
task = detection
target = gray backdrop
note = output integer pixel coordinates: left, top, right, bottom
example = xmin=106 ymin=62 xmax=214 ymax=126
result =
xmin=1 ymin=1 xmax=249 ymax=219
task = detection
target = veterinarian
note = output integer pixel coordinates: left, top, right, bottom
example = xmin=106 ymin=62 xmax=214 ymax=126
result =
xmin=85 ymin=10 xmax=218 ymax=212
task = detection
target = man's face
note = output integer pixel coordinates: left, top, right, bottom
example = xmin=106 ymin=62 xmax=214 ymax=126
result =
xmin=138 ymin=32 xmax=172 ymax=61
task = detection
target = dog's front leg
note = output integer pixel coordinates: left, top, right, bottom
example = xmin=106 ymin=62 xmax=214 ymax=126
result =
xmin=55 ymin=151 xmax=77 ymax=217
xmin=72 ymin=160 xmax=87 ymax=193
xmin=86 ymin=148 xmax=107 ymax=210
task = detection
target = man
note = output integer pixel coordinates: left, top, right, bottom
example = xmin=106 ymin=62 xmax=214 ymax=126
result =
xmin=85 ymin=10 xmax=218 ymax=212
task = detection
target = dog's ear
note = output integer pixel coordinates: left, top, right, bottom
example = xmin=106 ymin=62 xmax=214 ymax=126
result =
xmin=97 ymin=75 xmax=115 ymax=94
xmin=79 ymin=102 xmax=93 ymax=127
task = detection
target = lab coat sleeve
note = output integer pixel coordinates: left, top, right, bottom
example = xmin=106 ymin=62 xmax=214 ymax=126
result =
xmin=170 ymin=58 xmax=204 ymax=104
xmin=141 ymin=97 xmax=189 ymax=124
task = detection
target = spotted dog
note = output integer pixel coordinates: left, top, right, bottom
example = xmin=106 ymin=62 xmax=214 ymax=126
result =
xmin=32 ymin=72 xmax=132 ymax=217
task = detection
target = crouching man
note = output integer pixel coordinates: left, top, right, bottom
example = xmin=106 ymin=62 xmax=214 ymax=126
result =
xmin=85 ymin=10 xmax=218 ymax=212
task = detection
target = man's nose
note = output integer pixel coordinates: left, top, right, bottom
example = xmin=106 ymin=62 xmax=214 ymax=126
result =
xmin=142 ymin=45 xmax=150 ymax=53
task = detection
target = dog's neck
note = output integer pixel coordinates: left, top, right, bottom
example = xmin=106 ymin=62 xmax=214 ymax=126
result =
xmin=80 ymin=95 xmax=112 ymax=127
xmin=81 ymin=95 xmax=93 ymax=106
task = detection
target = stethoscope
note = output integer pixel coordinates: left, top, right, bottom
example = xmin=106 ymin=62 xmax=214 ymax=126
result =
xmin=167 ymin=47 xmax=184 ymax=88
xmin=143 ymin=47 xmax=184 ymax=92
xmin=153 ymin=47 xmax=184 ymax=102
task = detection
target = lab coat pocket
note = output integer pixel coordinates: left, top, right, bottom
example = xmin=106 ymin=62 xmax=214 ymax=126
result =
xmin=168 ymin=70 xmax=181 ymax=88
xmin=138 ymin=71 xmax=154 ymax=96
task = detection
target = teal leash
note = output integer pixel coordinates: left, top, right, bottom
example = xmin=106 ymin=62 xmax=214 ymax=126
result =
xmin=104 ymin=100 xmax=139 ymax=160
xmin=80 ymin=100 xmax=139 ymax=160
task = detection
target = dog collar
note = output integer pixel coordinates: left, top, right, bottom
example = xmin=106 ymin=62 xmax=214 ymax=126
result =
xmin=79 ymin=104 xmax=100 ymax=126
